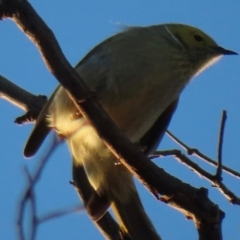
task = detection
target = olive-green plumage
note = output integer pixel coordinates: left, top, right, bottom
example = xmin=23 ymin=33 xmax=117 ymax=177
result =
xmin=24 ymin=23 xmax=236 ymax=240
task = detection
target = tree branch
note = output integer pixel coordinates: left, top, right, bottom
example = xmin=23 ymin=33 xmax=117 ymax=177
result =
xmin=0 ymin=74 xmax=47 ymax=124
xmin=0 ymin=0 xmax=225 ymax=239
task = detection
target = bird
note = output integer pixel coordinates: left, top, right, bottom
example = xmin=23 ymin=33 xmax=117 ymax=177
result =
xmin=24 ymin=23 xmax=237 ymax=240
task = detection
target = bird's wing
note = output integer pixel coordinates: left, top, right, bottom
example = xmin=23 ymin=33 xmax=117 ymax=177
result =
xmin=24 ymin=35 xmax=118 ymax=158
xmin=138 ymin=98 xmax=179 ymax=155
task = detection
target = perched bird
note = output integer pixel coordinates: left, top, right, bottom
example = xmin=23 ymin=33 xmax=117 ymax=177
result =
xmin=24 ymin=23 xmax=237 ymax=240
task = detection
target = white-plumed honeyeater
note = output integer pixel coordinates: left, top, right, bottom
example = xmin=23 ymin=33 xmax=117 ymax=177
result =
xmin=24 ymin=23 xmax=237 ymax=240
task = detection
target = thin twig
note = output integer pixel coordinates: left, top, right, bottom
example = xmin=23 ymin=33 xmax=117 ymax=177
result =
xmin=166 ymin=130 xmax=240 ymax=179
xmin=16 ymin=167 xmax=29 ymax=240
xmin=23 ymin=168 xmax=38 ymax=240
xmin=31 ymin=134 xmax=62 ymax=184
xmin=17 ymin=134 xmax=61 ymax=240
xmin=38 ymin=205 xmax=84 ymax=224
xmin=216 ymin=111 xmax=227 ymax=180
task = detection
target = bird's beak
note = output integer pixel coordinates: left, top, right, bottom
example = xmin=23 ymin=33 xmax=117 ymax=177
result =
xmin=215 ymin=46 xmax=238 ymax=55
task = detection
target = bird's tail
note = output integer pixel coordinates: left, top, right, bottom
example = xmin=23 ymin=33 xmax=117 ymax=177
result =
xmin=111 ymin=182 xmax=161 ymax=240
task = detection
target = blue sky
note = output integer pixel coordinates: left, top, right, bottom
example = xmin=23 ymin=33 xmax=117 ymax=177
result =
xmin=0 ymin=1 xmax=240 ymax=239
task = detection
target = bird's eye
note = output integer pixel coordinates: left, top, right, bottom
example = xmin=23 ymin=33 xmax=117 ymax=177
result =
xmin=193 ymin=35 xmax=203 ymax=42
